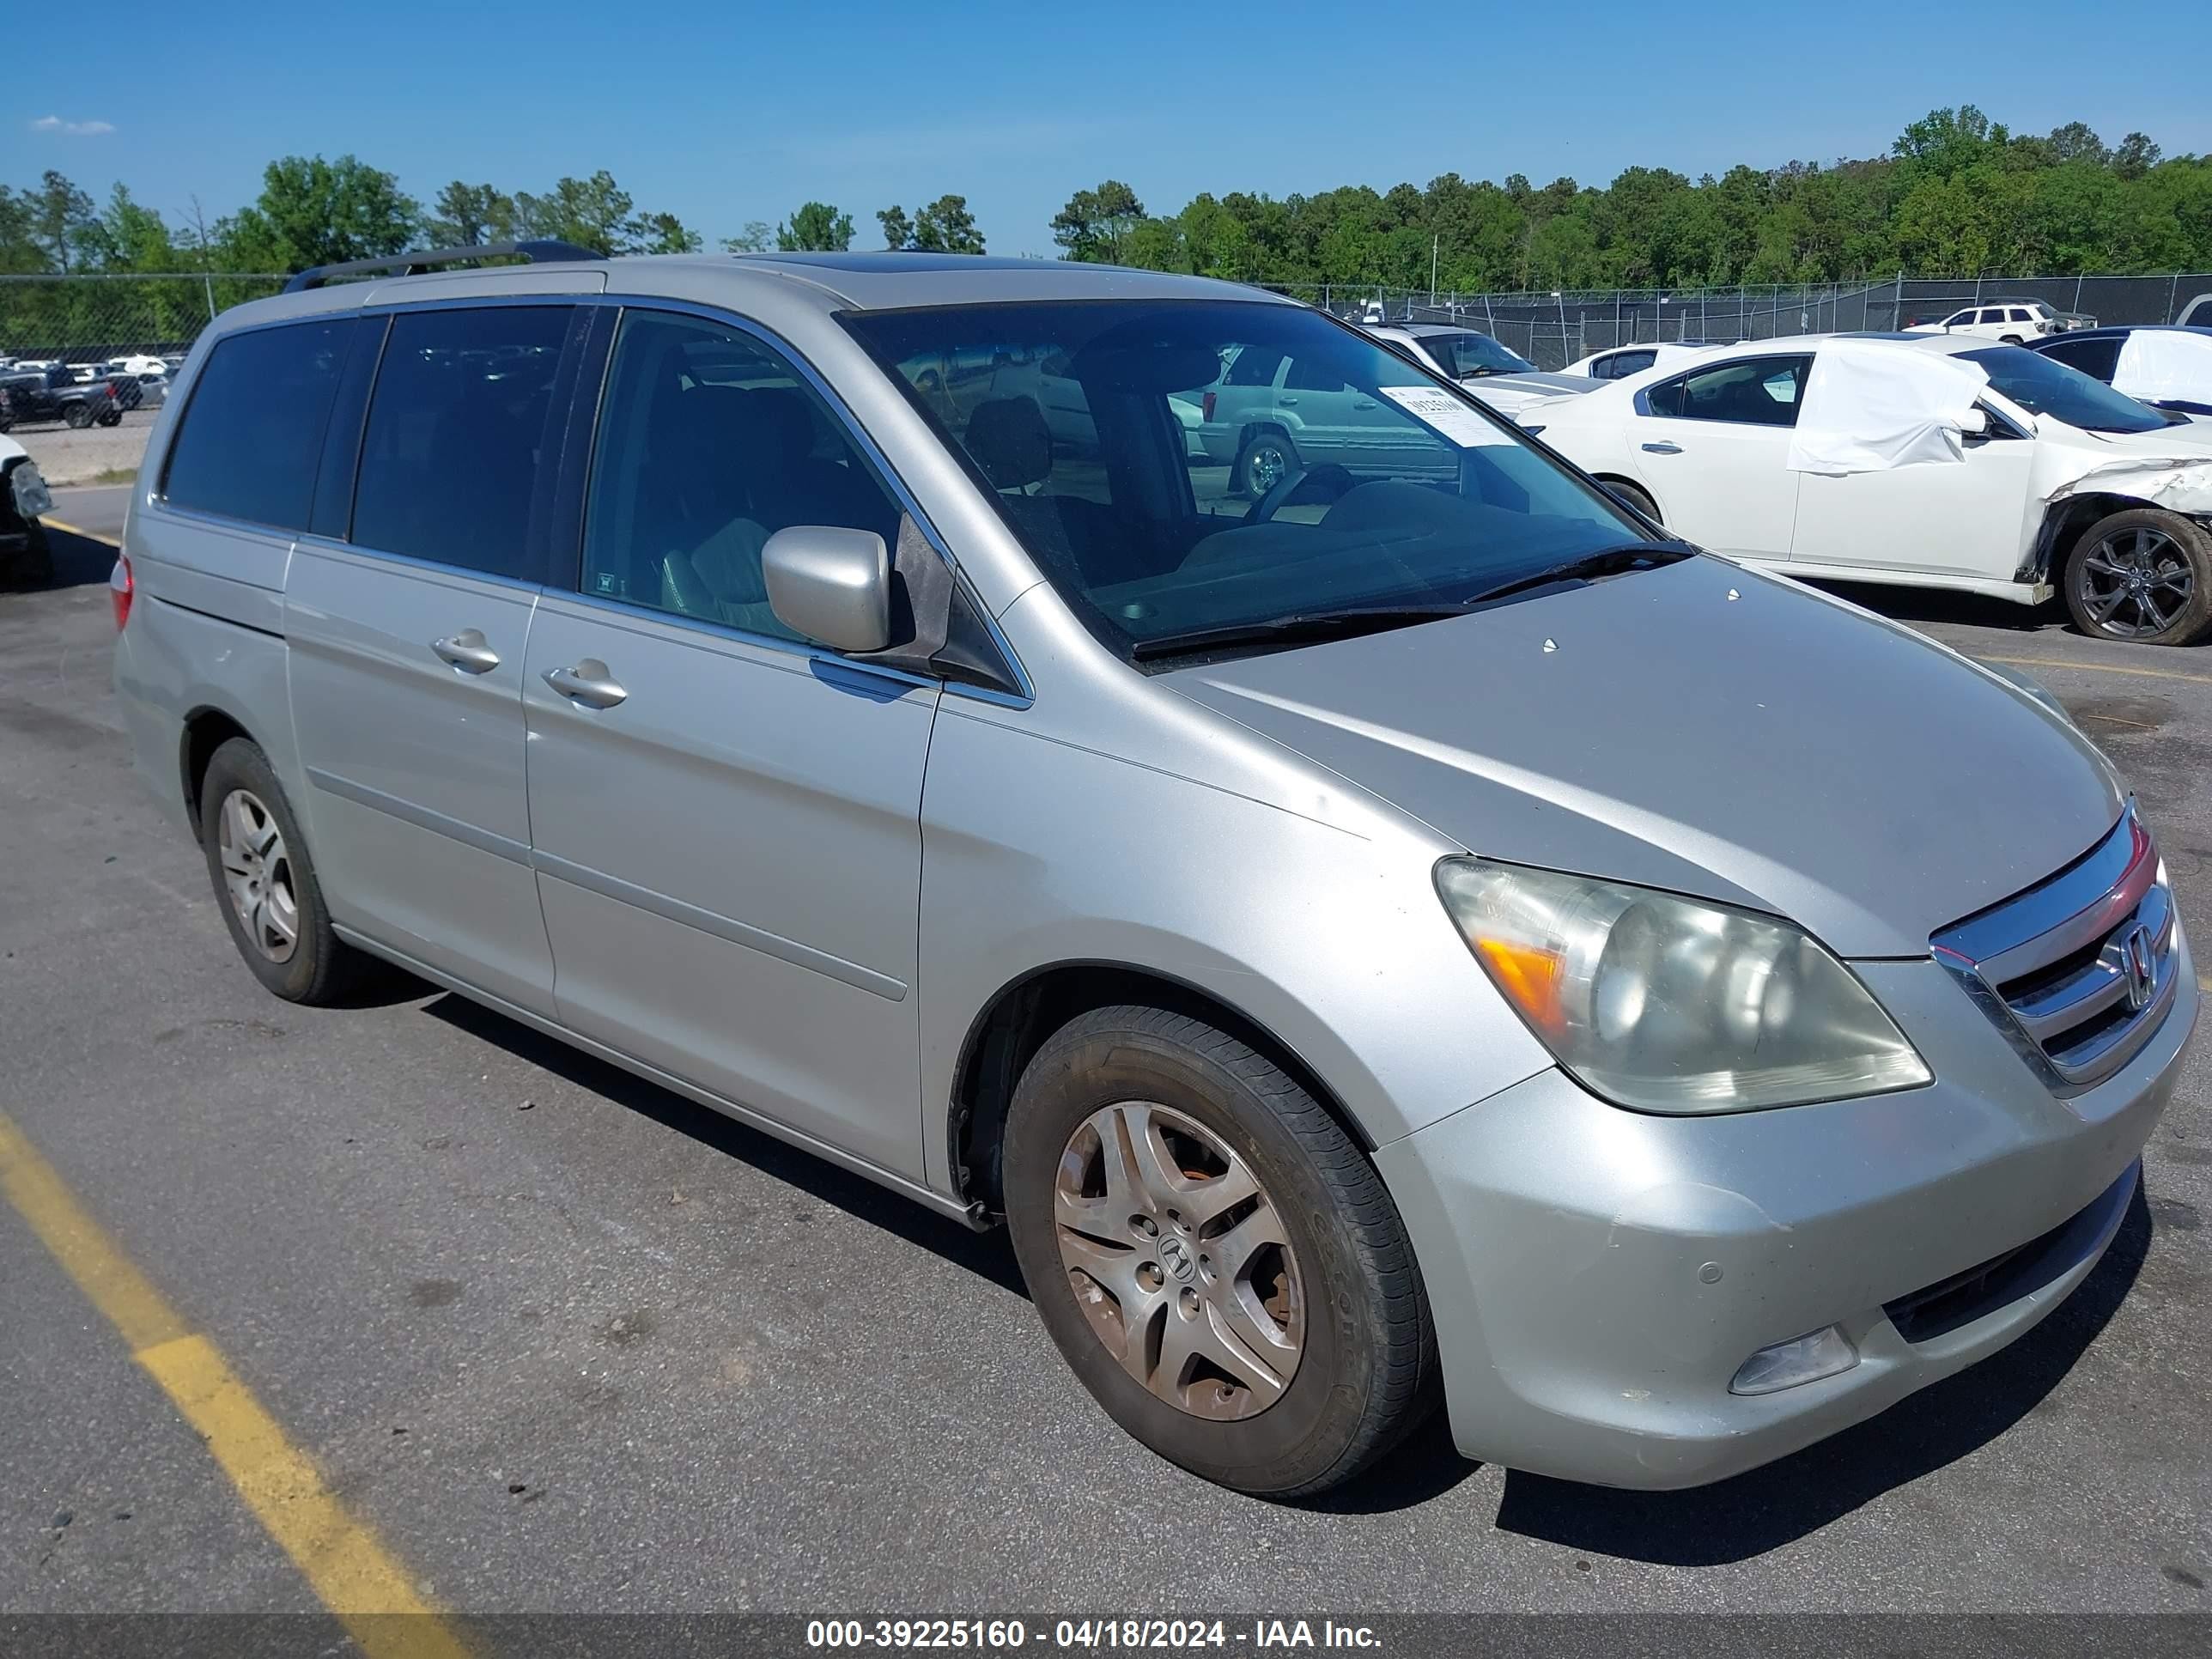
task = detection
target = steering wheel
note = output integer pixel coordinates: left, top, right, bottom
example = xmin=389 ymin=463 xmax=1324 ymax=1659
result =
xmin=1244 ymin=463 xmax=1356 ymax=525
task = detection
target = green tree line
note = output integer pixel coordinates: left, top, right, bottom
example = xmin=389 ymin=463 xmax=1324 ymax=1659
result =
xmin=1051 ymin=108 xmax=2212 ymax=290
xmin=0 ymin=158 xmax=986 ymax=348
xmin=0 ymin=157 xmax=988 ymax=279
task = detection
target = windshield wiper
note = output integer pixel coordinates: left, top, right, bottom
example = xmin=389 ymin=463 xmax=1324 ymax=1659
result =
xmin=1129 ymin=543 xmax=1697 ymax=663
xmin=1129 ymin=603 xmax=1478 ymax=662
xmin=1456 ymin=540 xmax=1697 ymax=607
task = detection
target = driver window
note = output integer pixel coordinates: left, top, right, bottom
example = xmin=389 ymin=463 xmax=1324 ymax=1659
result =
xmin=580 ymin=310 xmax=900 ymax=641
xmin=1284 ymin=356 xmax=1347 ymax=393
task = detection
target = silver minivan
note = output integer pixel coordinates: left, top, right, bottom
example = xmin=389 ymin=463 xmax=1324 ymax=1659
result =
xmin=112 ymin=247 xmax=2197 ymax=1498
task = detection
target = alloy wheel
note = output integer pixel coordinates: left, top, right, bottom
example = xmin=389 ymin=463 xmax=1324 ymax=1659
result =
xmin=2080 ymin=526 xmax=2195 ymax=639
xmin=215 ymin=788 xmax=301 ymax=963
xmin=1053 ymin=1101 xmax=1304 ymax=1420
xmin=1245 ymin=441 xmax=1290 ymax=496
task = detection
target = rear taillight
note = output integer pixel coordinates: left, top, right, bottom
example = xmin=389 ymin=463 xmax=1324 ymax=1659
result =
xmin=1202 ymin=390 xmax=1217 ymax=422
xmin=110 ymin=555 xmax=132 ymax=630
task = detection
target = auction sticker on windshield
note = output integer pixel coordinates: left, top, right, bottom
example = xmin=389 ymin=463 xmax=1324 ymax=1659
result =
xmin=1377 ymin=384 xmax=1515 ymax=445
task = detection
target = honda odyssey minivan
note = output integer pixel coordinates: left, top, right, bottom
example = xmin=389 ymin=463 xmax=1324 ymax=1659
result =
xmin=112 ymin=246 xmax=2197 ymax=1498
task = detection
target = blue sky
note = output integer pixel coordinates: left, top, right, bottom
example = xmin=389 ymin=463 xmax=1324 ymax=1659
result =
xmin=9 ymin=1 xmax=2209 ymax=257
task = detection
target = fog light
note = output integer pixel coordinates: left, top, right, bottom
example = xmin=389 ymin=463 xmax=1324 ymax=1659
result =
xmin=1729 ymin=1325 xmax=1858 ymax=1395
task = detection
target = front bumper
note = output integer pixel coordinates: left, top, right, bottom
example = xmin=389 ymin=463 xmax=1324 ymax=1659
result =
xmin=1376 ymin=940 xmax=2196 ymax=1490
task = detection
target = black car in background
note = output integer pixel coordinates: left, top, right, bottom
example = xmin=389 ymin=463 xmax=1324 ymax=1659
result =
xmin=2030 ymin=325 xmax=2212 ymax=417
xmin=0 ymin=364 xmax=141 ymax=430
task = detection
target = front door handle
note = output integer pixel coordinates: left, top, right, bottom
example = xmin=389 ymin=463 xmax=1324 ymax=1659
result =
xmin=431 ymin=629 xmax=501 ymax=673
xmin=543 ymin=659 xmax=628 ymax=709
xmin=1640 ymin=441 xmax=1684 ymax=454
xmin=1352 ymin=399 xmax=1378 ymax=410
xmin=1279 ymin=397 xmax=1300 ymax=406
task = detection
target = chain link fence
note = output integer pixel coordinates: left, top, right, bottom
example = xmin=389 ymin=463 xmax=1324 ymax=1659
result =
xmin=8 ymin=269 xmax=2211 ymax=374
xmin=0 ymin=273 xmax=287 ymax=367
xmin=1265 ymin=273 xmax=2212 ymax=368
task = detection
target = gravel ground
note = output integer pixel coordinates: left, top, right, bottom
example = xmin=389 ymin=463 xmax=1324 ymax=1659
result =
xmin=8 ymin=408 xmax=155 ymax=484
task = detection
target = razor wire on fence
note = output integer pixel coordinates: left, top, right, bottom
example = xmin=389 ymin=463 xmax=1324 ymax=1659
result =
xmin=1261 ymin=272 xmax=2212 ymax=368
xmin=0 ymin=274 xmax=288 ymax=365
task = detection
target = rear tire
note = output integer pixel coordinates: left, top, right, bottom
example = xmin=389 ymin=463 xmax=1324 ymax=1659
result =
xmin=1002 ymin=1004 xmax=1437 ymax=1498
xmin=198 ymin=738 xmax=374 ymax=1004
xmin=2063 ymin=507 xmax=2212 ymax=647
xmin=64 ymin=403 xmax=93 ymax=430
xmin=1603 ymin=479 xmax=1661 ymax=524
xmin=2000 ymin=333 xmax=2024 ymax=345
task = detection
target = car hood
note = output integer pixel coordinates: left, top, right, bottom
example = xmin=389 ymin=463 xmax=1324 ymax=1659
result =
xmin=1167 ymin=557 xmax=2123 ymax=958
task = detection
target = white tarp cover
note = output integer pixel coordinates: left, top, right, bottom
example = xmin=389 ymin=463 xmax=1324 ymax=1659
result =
xmin=1785 ymin=340 xmax=1990 ymax=476
xmin=2112 ymin=329 xmax=2212 ymax=406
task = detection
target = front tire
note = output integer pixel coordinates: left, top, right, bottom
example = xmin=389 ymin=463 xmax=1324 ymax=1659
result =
xmin=198 ymin=738 xmax=373 ymax=1003
xmin=2063 ymin=507 xmax=2212 ymax=646
xmin=9 ymin=519 xmax=52 ymax=588
xmin=1002 ymin=1005 xmax=1436 ymax=1498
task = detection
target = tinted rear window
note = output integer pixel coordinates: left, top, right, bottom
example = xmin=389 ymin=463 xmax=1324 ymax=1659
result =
xmin=350 ymin=307 xmax=569 ymax=580
xmin=162 ymin=319 xmax=356 ymax=529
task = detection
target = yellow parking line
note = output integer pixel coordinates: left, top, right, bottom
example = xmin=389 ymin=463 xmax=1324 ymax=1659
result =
xmin=0 ymin=1110 xmax=468 ymax=1659
xmin=1976 ymin=653 xmax=2212 ymax=690
xmin=36 ymin=516 xmax=120 ymax=549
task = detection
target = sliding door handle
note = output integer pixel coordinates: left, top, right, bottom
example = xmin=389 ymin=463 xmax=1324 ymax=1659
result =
xmin=431 ymin=629 xmax=500 ymax=673
xmin=543 ymin=659 xmax=628 ymax=709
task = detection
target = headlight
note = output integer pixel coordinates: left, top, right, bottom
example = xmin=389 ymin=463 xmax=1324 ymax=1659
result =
xmin=9 ymin=460 xmax=52 ymax=520
xmin=1436 ymin=859 xmax=1929 ymax=1113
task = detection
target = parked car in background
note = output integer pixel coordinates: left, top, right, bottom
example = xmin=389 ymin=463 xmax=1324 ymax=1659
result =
xmin=2031 ymin=325 xmax=2212 ymax=417
xmin=1905 ymin=300 xmax=2094 ymax=342
xmin=104 ymin=353 xmax=170 ymax=379
xmin=2174 ymin=293 xmax=2212 ymax=329
xmin=1194 ymin=333 xmax=1468 ymax=497
xmin=0 ymin=364 xmax=139 ymax=428
xmin=1360 ymin=324 xmax=1598 ymax=419
xmin=0 ymin=431 xmax=53 ymax=586
xmin=1521 ymin=332 xmax=2212 ymax=644
xmin=130 ymin=370 xmax=172 ymax=410
xmin=112 ymin=246 xmax=2195 ymax=1499
xmin=1563 ymin=341 xmax=1723 ymax=380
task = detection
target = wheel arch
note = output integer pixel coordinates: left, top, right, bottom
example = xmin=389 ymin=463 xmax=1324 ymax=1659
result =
xmin=945 ymin=958 xmax=1377 ymax=1222
xmin=1590 ymin=471 xmax=1662 ymax=523
xmin=2027 ymin=490 xmax=2192 ymax=585
xmin=179 ymin=703 xmax=259 ymax=830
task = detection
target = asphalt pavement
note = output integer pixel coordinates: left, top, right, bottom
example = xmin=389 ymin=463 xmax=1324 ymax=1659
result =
xmin=3 ymin=485 xmax=2209 ymax=1627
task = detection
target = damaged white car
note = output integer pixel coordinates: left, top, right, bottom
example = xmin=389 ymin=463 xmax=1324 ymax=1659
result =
xmin=1520 ymin=333 xmax=2212 ymax=645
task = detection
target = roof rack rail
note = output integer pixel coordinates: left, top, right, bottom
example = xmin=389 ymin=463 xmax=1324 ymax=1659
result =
xmin=281 ymin=240 xmax=601 ymax=294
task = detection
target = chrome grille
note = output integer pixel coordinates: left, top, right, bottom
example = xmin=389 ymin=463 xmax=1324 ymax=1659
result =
xmin=1932 ymin=808 xmax=2179 ymax=1094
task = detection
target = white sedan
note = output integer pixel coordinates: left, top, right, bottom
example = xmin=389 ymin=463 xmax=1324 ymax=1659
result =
xmin=1522 ymin=332 xmax=2212 ymax=646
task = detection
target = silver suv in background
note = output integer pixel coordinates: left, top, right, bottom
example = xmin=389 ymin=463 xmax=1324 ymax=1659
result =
xmin=113 ymin=246 xmax=2195 ymax=1497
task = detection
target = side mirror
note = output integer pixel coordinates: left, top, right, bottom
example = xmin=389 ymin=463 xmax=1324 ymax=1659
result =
xmin=1960 ymin=406 xmax=1990 ymax=439
xmin=763 ymin=526 xmax=891 ymax=654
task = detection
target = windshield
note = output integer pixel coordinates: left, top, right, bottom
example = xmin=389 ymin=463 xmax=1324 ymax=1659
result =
xmin=842 ymin=299 xmax=1652 ymax=665
xmin=1961 ymin=344 xmax=2168 ymax=434
xmin=1420 ymin=330 xmax=1535 ymax=378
